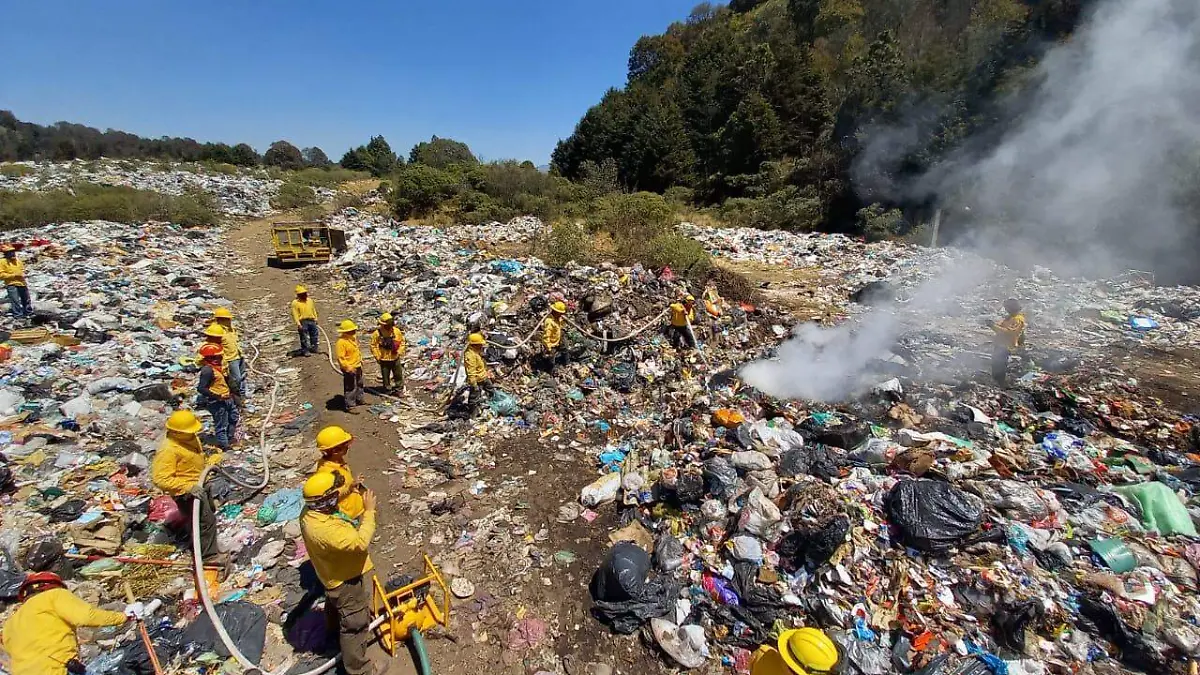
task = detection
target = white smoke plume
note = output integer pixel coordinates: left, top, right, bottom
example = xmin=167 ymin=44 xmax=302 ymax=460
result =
xmin=742 ymin=0 xmax=1200 ymax=402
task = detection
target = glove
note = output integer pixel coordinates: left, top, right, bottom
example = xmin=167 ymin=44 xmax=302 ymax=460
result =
xmin=207 ymin=452 xmax=223 ymax=466
xmin=124 ymin=602 xmax=146 ymax=620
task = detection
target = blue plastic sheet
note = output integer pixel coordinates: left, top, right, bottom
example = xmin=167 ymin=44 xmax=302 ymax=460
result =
xmin=260 ymin=487 xmax=304 ymax=523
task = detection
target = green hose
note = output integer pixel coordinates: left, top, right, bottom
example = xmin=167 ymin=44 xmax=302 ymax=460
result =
xmin=408 ymin=627 xmax=432 ymax=675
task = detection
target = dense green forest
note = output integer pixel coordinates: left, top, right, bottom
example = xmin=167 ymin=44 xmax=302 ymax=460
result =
xmin=552 ymin=0 xmax=1090 ymax=234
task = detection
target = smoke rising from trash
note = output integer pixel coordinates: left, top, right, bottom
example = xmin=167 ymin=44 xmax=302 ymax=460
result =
xmin=743 ymin=0 xmax=1200 ymax=401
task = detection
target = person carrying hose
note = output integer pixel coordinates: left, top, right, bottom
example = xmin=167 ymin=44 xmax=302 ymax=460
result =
xmin=300 ymin=472 xmax=381 ymax=675
xmin=464 ymin=332 xmax=493 ymax=417
xmin=667 ymin=295 xmax=698 ymax=351
xmin=336 ymin=320 xmax=365 ymax=414
xmin=540 ymin=301 xmax=568 ymax=373
xmin=2 ymin=571 xmax=144 ymax=675
xmin=314 ymin=425 xmax=365 ymax=521
xmin=197 ymin=343 xmax=239 ymax=450
xmin=988 ymin=298 xmax=1027 ymax=386
xmin=369 ymin=313 xmax=406 ymax=395
xmin=150 ymin=410 xmax=224 ymax=565
xmin=212 ymin=308 xmax=247 ymax=399
xmin=291 ymin=285 xmax=320 ymax=356
xmin=0 ymin=245 xmax=32 ymax=319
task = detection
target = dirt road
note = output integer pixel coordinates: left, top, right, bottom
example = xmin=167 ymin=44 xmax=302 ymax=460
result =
xmin=219 ymin=217 xmax=664 ymax=675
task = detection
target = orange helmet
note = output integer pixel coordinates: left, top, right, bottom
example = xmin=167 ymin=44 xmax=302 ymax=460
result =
xmin=199 ymin=344 xmax=223 ymax=359
xmin=18 ymin=571 xmax=65 ymax=602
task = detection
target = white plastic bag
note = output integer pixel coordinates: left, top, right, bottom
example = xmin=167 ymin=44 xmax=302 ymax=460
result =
xmin=580 ymin=472 xmax=621 ymax=507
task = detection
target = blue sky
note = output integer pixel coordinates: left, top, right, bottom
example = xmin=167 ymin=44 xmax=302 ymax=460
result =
xmin=1 ymin=0 xmax=703 ymax=164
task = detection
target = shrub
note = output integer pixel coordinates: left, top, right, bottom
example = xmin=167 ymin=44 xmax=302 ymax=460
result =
xmin=271 ymin=181 xmax=318 ymax=210
xmin=388 ymin=165 xmax=456 ymax=219
xmin=334 ymin=192 xmax=366 ymax=211
xmin=588 ymin=192 xmax=674 ymax=243
xmin=290 ymin=167 xmax=371 ymax=188
xmin=664 ymin=186 xmax=695 ymax=206
xmin=541 ymin=221 xmax=592 ymax=266
xmin=0 ymin=164 xmax=34 ymax=178
xmin=857 ymin=203 xmax=906 ymax=241
xmin=0 ymin=183 xmax=218 ymax=229
xmin=200 ymin=161 xmax=240 ymax=175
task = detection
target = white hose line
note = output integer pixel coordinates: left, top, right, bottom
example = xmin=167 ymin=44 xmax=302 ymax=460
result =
xmin=564 ymin=308 xmax=668 ymax=343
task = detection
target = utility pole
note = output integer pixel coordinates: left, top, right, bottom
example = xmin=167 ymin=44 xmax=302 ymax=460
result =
xmin=930 ymin=208 xmax=941 ymax=248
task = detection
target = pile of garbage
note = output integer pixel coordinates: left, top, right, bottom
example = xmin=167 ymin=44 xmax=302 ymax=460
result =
xmin=0 ymin=160 xmax=288 ymax=216
xmin=0 ymin=220 xmax=330 ymax=673
xmin=317 ymin=212 xmax=1200 ymax=674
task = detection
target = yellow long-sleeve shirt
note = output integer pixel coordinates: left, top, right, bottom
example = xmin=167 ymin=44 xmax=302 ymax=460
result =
xmin=316 ymin=459 xmax=365 ymax=520
xmin=151 ymin=433 xmax=219 ymax=496
xmin=300 ymin=508 xmax=376 ymax=589
xmin=542 ymin=315 xmax=563 ymax=350
xmin=291 ymin=298 xmax=319 ymax=326
xmin=2 ymin=588 xmax=126 ymax=675
xmin=0 ymin=259 xmax=26 ymax=287
xmin=993 ymin=313 xmax=1027 ymax=350
xmin=669 ymin=303 xmax=695 ymax=328
xmin=464 ymin=348 xmax=489 ymax=385
xmin=336 ymin=336 xmax=362 ymax=372
xmin=369 ymin=326 xmax=406 ymax=362
xmin=221 ymin=326 xmax=242 ymax=362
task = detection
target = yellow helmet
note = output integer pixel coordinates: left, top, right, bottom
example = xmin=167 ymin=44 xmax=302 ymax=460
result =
xmin=550 ymin=301 xmax=567 ymax=313
xmin=379 ymin=313 xmax=393 ymax=323
xmin=203 ymin=323 xmax=226 ymax=338
xmin=779 ymin=628 xmax=839 ymax=674
xmin=316 ymin=425 xmax=353 ymax=452
xmin=213 ymin=307 xmax=233 ymax=319
xmin=467 ymin=333 xmax=485 ymax=346
xmin=295 ymin=285 xmax=308 ymax=295
xmin=337 ymin=320 xmax=358 ymax=333
xmin=165 ymin=410 xmax=202 ymax=435
xmin=302 ymin=472 xmax=338 ymax=501
xmin=685 ymin=294 xmax=695 ymax=303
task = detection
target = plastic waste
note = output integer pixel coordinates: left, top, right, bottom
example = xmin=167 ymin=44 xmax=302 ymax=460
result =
xmin=703 ymin=457 xmax=739 ymax=498
xmin=654 ymin=534 xmax=685 ymax=572
xmin=991 ymin=600 xmax=1043 ymax=653
xmin=1112 ymin=482 xmax=1198 ymax=535
xmin=885 ymin=480 xmax=984 ymax=553
xmin=589 ymin=542 xmax=678 ymax=634
xmin=489 ymin=390 xmax=521 ymax=416
xmin=650 ymin=618 xmax=709 ymax=669
xmin=22 ymin=538 xmax=64 ymax=573
xmin=738 ymin=488 xmax=782 ymax=539
xmin=182 ymin=600 xmax=268 ymax=663
xmin=777 ymin=516 xmax=849 ymax=571
xmin=1089 ymin=538 xmax=1137 ymax=573
xmin=581 ymin=472 xmax=622 ymax=507
xmin=730 ymin=535 xmax=764 ymax=563
xmin=729 ymin=450 xmax=772 ymax=471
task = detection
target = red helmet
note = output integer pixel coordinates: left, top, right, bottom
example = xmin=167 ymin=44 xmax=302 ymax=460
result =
xmin=199 ymin=344 xmax=223 ymax=359
xmin=18 ymin=571 xmax=65 ymax=601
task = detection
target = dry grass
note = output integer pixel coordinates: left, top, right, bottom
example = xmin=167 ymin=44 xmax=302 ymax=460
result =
xmin=716 ymin=259 xmax=841 ymax=322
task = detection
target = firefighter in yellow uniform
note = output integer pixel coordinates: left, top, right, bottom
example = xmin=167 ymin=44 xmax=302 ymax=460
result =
xmin=292 ymin=285 xmax=320 ymax=356
xmin=749 ymin=628 xmax=840 ymax=675
xmin=464 ymin=332 xmax=493 ymax=416
xmin=150 ymin=410 xmax=223 ymax=562
xmin=313 ymin=425 xmax=365 ymax=520
xmin=300 ymin=473 xmax=380 ymax=675
xmin=0 ymin=246 xmax=32 ymax=319
xmin=667 ymin=295 xmax=697 ymax=351
xmin=336 ymin=320 xmax=365 ymax=413
xmin=540 ymin=301 xmax=567 ymax=372
xmin=212 ymin=308 xmax=247 ymax=398
xmin=2 ymin=572 xmax=139 ymax=675
xmin=369 ymin=313 xmax=406 ymax=395
xmin=989 ymin=298 xmax=1027 ymax=386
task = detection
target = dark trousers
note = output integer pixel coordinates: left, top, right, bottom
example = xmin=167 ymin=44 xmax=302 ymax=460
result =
xmin=379 ymin=360 xmax=404 ymax=392
xmin=174 ymin=493 xmax=218 ymax=560
xmin=669 ymin=325 xmax=697 ymax=351
xmin=343 ymin=368 xmax=364 ymax=409
xmin=537 ymin=346 xmax=569 ymax=373
xmin=206 ymin=398 xmax=239 ymax=449
xmin=6 ymin=285 xmax=31 ymax=318
xmin=467 ymin=380 xmax=494 ymax=416
xmin=227 ymin=357 xmax=247 ymax=398
xmin=298 ymin=319 xmax=319 ymax=354
xmin=992 ymin=346 xmax=1012 ymax=385
xmin=324 ymin=570 xmax=377 ymax=675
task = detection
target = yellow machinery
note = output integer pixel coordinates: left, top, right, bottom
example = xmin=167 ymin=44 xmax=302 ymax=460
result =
xmin=372 ymin=556 xmax=450 ymax=674
xmin=267 ymin=221 xmax=346 ymax=266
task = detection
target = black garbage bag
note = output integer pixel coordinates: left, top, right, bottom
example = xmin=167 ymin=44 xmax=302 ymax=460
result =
xmin=589 ymin=542 xmax=678 ymax=634
xmin=654 ymin=534 xmax=685 ymax=573
xmin=730 ymin=561 xmax=790 ymax=625
xmin=0 ymin=567 xmax=23 ymax=600
xmin=1077 ymin=596 xmax=1163 ymax=671
xmin=778 ymin=444 xmax=843 ymax=480
xmin=851 ymin=280 xmax=894 ymax=305
xmin=125 ymin=625 xmax=189 ymax=674
xmin=776 ymin=516 xmax=850 ymax=572
xmin=730 ymin=423 xmax=755 ymax=450
xmin=182 ymin=600 xmax=268 ymax=663
xmin=47 ymin=499 xmax=88 ymax=523
xmin=703 ymin=457 xmax=739 ymax=499
xmin=23 ymin=539 xmax=64 ymax=573
xmin=133 ymin=383 xmax=173 ymax=403
xmin=672 ymin=472 xmax=705 ymax=505
xmin=885 ymin=480 xmax=984 ymax=553
xmin=813 ymin=423 xmax=870 ymax=450
xmin=611 ymin=362 xmax=637 ymax=393
xmin=991 ymin=600 xmax=1044 ymax=652
xmin=914 ymin=655 xmax=993 ymax=675
xmin=0 ymin=465 xmax=14 ymax=495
